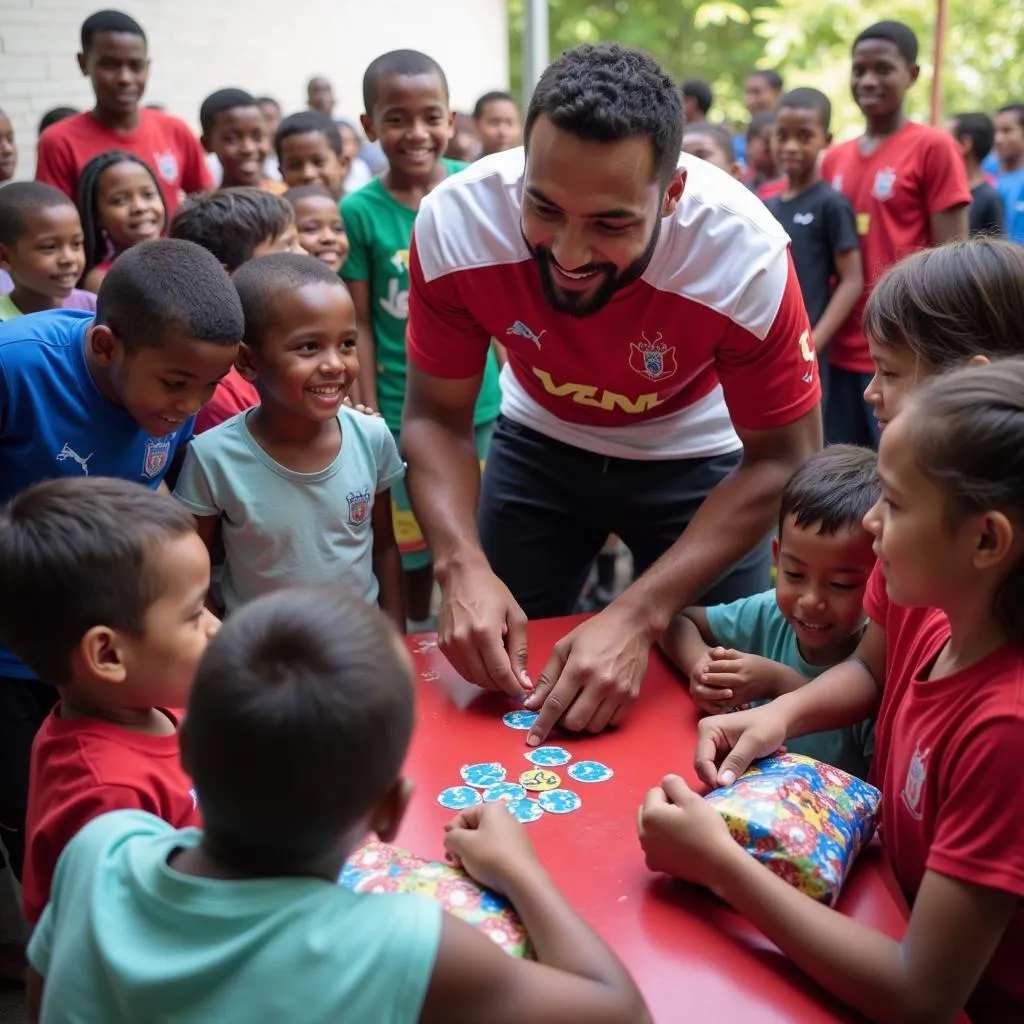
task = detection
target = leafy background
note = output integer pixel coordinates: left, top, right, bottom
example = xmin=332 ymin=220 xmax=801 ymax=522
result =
xmin=507 ymin=0 xmax=1024 ymax=139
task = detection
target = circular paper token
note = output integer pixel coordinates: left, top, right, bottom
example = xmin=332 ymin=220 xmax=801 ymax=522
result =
xmin=506 ymin=797 xmax=544 ymax=823
xmin=483 ymin=782 xmax=527 ymax=803
xmin=502 ymin=710 xmax=539 ymax=730
xmin=460 ymin=762 xmax=507 ymax=788
xmin=524 ymin=746 xmax=572 ymax=767
xmin=538 ymin=789 xmax=582 ymax=814
xmin=567 ymin=761 xmax=614 ymax=784
xmin=437 ymin=786 xmax=482 ymax=810
xmin=519 ymin=769 xmax=561 ymax=792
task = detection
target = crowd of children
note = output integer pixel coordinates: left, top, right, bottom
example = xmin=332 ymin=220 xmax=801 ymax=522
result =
xmin=0 ymin=6 xmax=1023 ymax=1022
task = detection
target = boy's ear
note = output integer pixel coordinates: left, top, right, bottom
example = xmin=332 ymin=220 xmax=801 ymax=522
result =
xmin=89 ymin=323 xmax=122 ymax=367
xmin=825 ymin=130 xmax=834 ymax=147
xmin=76 ymin=51 xmax=88 ymax=77
xmin=369 ymin=777 xmax=413 ymax=844
xmin=771 ymin=536 xmax=780 ymax=563
xmin=444 ymin=110 xmax=456 ymax=141
xmin=359 ymin=113 xmax=377 ymax=144
xmin=200 ymin=133 xmax=213 ymax=155
xmin=0 ymin=241 xmax=12 ymax=272
xmin=907 ymin=63 xmax=921 ymax=87
xmin=235 ymin=341 xmax=258 ymax=381
xmin=73 ymin=625 xmax=129 ymax=687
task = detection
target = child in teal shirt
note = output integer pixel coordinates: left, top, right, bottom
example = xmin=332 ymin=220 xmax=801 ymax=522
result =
xmin=26 ymin=588 xmax=648 ymax=1024
xmin=659 ymin=445 xmax=880 ymax=778
xmin=342 ymin=49 xmax=501 ymax=626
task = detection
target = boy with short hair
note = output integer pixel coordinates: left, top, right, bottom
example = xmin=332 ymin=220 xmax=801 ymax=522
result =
xmin=764 ymin=89 xmax=863 ymax=393
xmin=993 ymin=103 xmax=1024 ymax=244
xmin=744 ymin=69 xmax=784 ymax=116
xmin=174 ymin=254 xmax=406 ymax=629
xmin=659 ymin=445 xmax=879 ymax=778
xmin=681 ymin=122 xmax=743 ymax=180
xmin=200 ymin=87 xmax=286 ymax=194
xmin=472 ymin=91 xmax=522 ymax=157
xmin=949 ymin=113 xmax=1005 ymax=236
xmin=25 ymin=587 xmax=649 ymax=1023
xmin=680 ymin=78 xmax=712 ymax=125
xmin=35 ymin=10 xmax=211 ymax=219
xmin=0 ymin=477 xmax=218 ymax=924
xmin=170 ymin=188 xmax=302 ymax=432
xmin=0 ymin=238 xmax=242 ymax=883
xmin=747 ymin=111 xmax=783 ymax=199
xmin=275 ymin=111 xmax=350 ymax=200
xmin=0 ymin=183 xmax=97 ymax=320
xmin=343 ymin=50 xmax=502 ymax=627
xmin=821 ymin=20 xmax=969 ymax=448
xmin=0 ymin=108 xmax=16 ymax=184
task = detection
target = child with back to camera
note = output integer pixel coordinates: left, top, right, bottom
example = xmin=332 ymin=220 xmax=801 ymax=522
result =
xmin=76 ymin=149 xmax=166 ymax=292
xmin=641 ymin=244 xmax=1024 ymax=1023
xmin=174 ymin=254 xmax=406 ymax=628
xmin=660 ymin=444 xmax=879 ymax=779
xmin=24 ymin=587 xmax=650 ymax=1024
xmin=0 ymin=478 xmax=218 ymax=926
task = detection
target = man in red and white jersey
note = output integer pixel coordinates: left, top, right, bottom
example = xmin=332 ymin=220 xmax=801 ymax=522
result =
xmin=403 ymin=44 xmax=822 ymax=745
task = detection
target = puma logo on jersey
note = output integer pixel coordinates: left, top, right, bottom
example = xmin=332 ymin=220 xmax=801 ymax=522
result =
xmin=56 ymin=442 xmax=93 ymax=475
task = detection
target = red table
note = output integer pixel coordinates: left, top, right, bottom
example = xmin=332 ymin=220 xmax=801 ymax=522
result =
xmin=401 ymin=616 xmax=910 ymax=1024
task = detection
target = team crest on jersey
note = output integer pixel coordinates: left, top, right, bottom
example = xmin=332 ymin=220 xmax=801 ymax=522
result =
xmin=629 ymin=332 xmax=677 ymax=382
xmin=901 ymin=741 xmax=930 ymax=820
xmin=872 ymin=168 xmax=897 ymax=201
xmin=141 ymin=437 xmax=172 ymax=480
xmin=153 ymin=150 xmax=179 ymax=183
xmin=347 ymin=488 xmax=371 ymax=525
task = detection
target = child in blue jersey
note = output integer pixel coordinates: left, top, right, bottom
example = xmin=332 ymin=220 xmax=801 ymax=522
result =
xmin=25 ymin=587 xmax=648 ymax=1024
xmin=174 ymin=254 xmax=406 ymax=629
xmin=0 ymin=237 xmax=242 ymax=884
xmin=659 ymin=444 xmax=879 ymax=778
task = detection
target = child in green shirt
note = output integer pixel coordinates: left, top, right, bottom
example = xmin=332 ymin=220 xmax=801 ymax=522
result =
xmin=342 ymin=50 xmax=501 ymax=627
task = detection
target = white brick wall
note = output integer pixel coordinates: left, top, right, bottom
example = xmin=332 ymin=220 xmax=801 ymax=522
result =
xmin=0 ymin=0 xmax=510 ymax=181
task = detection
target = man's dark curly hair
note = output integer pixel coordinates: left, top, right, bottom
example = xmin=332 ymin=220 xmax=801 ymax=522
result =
xmin=524 ymin=44 xmax=683 ymax=187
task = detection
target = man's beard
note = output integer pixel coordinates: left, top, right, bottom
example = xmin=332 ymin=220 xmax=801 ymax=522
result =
xmin=526 ymin=219 xmax=662 ymax=318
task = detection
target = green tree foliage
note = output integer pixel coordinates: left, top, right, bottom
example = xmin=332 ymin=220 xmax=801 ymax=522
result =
xmin=507 ymin=0 xmax=1024 ymax=136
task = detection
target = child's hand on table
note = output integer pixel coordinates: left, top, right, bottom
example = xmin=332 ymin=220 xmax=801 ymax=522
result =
xmin=443 ymin=803 xmax=540 ymax=896
xmin=691 ymin=648 xmax=788 ymax=713
xmin=637 ymin=775 xmax=738 ymax=887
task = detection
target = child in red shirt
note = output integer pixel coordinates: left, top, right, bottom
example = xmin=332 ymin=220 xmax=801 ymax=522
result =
xmin=820 ymin=20 xmax=970 ymax=449
xmin=0 ymin=477 xmax=219 ymax=924
xmin=35 ymin=11 xmax=210 ymax=221
xmin=640 ymin=240 xmax=1024 ymax=1023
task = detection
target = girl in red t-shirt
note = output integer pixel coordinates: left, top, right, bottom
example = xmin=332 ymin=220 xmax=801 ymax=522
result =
xmin=639 ymin=238 xmax=1024 ymax=1024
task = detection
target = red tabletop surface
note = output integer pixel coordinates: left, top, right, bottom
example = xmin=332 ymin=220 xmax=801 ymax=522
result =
xmin=400 ymin=616 xmax=917 ymax=1024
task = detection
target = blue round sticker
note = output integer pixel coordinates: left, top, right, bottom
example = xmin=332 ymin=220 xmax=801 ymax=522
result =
xmin=538 ymin=789 xmax=582 ymax=814
xmin=524 ymin=746 xmax=572 ymax=767
xmin=460 ymin=762 xmax=507 ymax=788
xmin=506 ymin=797 xmax=544 ymax=823
xmin=437 ymin=786 xmax=482 ymax=810
xmin=502 ymin=710 xmax=539 ymax=730
xmin=483 ymin=782 xmax=527 ymax=803
xmin=567 ymin=761 xmax=614 ymax=784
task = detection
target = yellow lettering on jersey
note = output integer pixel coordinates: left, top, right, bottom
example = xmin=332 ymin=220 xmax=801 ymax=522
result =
xmin=532 ymin=368 xmax=663 ymax=415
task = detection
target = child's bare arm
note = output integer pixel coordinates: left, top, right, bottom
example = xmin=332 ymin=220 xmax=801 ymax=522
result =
xmin=26 ymin=967 xmax=43 ymax=1024
xmin=372 ymin=489 xmax=406 ymax=632
xmin=657 ymin=607 xmax=717 ymax=674
xmin=345 ymin=279 xmax=377 ymax=409
xmin=811 ymin=246 xmax=863 ymax=353
xmin=421 ymin=804 xmax=649 ymax=1024
xmin=192 ymin=514 xmax=224 ymax=616
xmin=640 ymin=775 xmax=1014 ymax=1024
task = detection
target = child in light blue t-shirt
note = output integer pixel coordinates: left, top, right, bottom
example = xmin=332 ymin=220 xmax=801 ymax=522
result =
xmin=26 ymin=589 xmax=647 ymax=1023
xmin=174 ymin=253 xmax=406 ymax=628
xmin=659 ymin=445 xmax=880 ymax=778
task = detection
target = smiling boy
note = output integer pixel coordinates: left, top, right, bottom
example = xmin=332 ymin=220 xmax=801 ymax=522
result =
xmin=35 ymin=10 xmax=210 ymax=220
xmin=200 ymin=88 xmax=286 ymax=194
xmin=0 ymin=238 xmax=242 ymax=884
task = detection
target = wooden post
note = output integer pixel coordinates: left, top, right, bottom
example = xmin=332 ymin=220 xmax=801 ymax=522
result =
xmin=930 ymin=0 xmax=948 ymax=124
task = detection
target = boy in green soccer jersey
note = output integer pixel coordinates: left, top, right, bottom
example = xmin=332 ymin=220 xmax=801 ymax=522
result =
xmin=343 ymin=50 xmax=501 ymax=628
